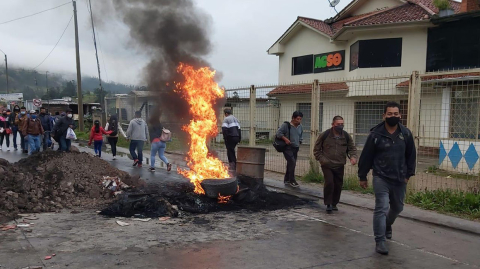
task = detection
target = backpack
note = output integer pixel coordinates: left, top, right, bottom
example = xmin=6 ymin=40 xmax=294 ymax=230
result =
xmin=273 ymin=121 xmax=291 ymax=152
xmin=160 ymin=128 xmax=172 ymax=142
xmin=108 ymin=120 xmax=118 ymax=136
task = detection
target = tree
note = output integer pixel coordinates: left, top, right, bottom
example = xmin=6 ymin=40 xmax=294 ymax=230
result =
xmin=94 ymin=88 xmax=109 ymax=103
xmin=61 ymin=81 xmax=76 ymax=97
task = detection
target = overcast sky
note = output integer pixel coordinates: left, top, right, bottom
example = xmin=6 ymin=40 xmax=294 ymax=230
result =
xmin=0 ymin=0 xmax=349 ymax=88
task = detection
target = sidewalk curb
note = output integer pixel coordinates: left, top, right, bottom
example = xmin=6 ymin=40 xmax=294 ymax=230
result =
xmin=263 ymin=178 xmax=480 ymax=236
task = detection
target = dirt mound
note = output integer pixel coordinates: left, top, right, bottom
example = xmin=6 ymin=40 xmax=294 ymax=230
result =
xmin=0 ymin=151 xmax=145 ymax=221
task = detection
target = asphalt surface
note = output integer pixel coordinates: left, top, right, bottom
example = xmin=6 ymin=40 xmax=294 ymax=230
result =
xmin=1 ymin=146 xmax=480 ymax=269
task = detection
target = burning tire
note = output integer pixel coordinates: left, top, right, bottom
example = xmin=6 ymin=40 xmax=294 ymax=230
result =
xmin=200 ymin=177 xmax=238 ymax=199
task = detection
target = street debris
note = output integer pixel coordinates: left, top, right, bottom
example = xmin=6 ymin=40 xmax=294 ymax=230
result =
xmin=0 ymin=151 xmax=145 ymax=220
xmin=44 ymin=256 xmax=52 ymax=260
xmin=101 ymin=193 xmax=179 ymax=218
xmin=132 ymin=218 xmax=151 ymax=222
xmin=102 ymin=176 xmax=131 ymax=196
xmin=159 ymin=217 xmax=171 ymax=221
xmin=0 ymin=224 xmax=16 ymax=231
xmin=17 ymin=224 xmax=30 ymax=228
xmin=116 ymin=220 xmax=130 ymax=227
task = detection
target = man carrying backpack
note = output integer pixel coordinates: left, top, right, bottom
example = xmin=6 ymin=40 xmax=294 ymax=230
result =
xmin=314 ymin=116 xmax=357 ymax=213
xmin=276 ymin=111 xmax=303 ymax=188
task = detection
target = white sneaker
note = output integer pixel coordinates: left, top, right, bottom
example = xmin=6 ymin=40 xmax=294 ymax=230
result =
xmin=113 ymin=156 xmax=116 ymax=160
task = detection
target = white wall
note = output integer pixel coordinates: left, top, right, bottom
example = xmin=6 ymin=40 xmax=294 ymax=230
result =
xmin=351 ymin=0 xmax=402 ymax=16
xmin=277 ymin=26 xmax=429 ymax=84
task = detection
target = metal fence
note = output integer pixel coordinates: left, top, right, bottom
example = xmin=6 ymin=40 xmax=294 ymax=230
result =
xmin=109 ymin=69 xmax=480 ymax=193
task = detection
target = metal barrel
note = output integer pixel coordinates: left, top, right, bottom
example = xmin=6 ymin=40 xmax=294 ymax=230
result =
xmin=236 ymin=146 xmax=266 ymax=179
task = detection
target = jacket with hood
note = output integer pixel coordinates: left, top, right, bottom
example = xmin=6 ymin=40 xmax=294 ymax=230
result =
xmin=149 ymin=123 xmax=164 ymax=143
xmin=358 ymin=122 xmax=416 ymax=184
xmin=89 ymin=126 xmax=112 ymax=143
xmin=53 ymin=116 xmax=76 ymax=137
xmin=126 ymin=118 xmax=149 ymax=141
xmin=222 ymin=115 xmax=241 ymax=141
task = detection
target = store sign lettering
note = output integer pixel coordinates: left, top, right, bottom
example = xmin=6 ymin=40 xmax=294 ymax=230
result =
xmin=314 ymin=50 xmax=345 ymax=73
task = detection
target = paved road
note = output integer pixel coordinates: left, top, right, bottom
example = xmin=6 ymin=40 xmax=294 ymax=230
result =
xmin=1 ymin=148 xmax=480 ymax=269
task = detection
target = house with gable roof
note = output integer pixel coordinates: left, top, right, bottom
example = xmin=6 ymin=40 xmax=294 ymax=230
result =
xmin=266 ymin=0 xmax=480 ymax=155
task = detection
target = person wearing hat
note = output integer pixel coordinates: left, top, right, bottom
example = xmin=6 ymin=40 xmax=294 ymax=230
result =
xmin=53 ymin=108 xmax=76 ymax=152
xmin=22 ymin=110 xmax=44 ymax=155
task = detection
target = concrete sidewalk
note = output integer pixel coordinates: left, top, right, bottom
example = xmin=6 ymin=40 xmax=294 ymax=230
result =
xmin=81 ymin=141 xmax=480 ymax=236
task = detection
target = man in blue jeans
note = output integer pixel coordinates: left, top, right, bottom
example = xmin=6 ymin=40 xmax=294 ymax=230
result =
xmin=358 ymin=101 xmax=416 ymax=255
xmin=22 ymin=110 xmax=44 ymax=155
xmin=126 ymin=111 xmax=149 ymax=167
xmin=148 ymin=122 xmax=172 ymax=172
xmin=39 ymin=107 xmax=53 ymax=151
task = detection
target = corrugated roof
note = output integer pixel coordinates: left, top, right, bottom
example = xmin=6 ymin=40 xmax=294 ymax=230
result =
xmin=267 ymin=82 xmax=349 ymax=96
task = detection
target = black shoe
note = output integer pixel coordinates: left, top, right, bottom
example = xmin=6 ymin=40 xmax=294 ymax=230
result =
xmin=326 ymin=205 xmax=333 ymax=212
xmin=284 ymin=181 xmax=290 ymax=185
xmin=376 ymin=241 xmax=389 ymax=255
xmin=332 ymin=205 xmax=339 ymax=211
xmin=167 ymin=163 xmax=172 ymax=172
xmin=133 ymin=159 xmax=139 ymax=167
xmin=289 ymin=181 xmax=299 ymax=188
xmin=386 ymin=225 xmax=392 ymax=240
xmin=148 ymin=167 xmax=155 ymax=172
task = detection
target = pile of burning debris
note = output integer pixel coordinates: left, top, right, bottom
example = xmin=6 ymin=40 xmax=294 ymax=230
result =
xmin=0 ymin=151 xmax=143 ymax=221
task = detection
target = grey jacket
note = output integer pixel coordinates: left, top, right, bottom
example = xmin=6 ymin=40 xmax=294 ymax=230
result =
xmin=276 ymin=122 xmax=303 ymax=148
xmin=126 ymin=118 xmax=149 ymax=141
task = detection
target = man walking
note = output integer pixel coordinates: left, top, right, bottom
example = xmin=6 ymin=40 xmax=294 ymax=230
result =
xmin=314 ymin=116 xmax=357 ymax=212
xmin=10 ymin=105 xmax=20 ymax=150
xmin=15 ymin=107 xmax=29 ymax=153
xmin=39 ymin=107 xmax=53 ymax=151
xmin=22 ymin=110 xmax=44 ymax=155
xmin=221 ymin=109 xmax=241 ymax=172
xmin=126 ymin=111 xmax=149 ymax=167
xmin=53 ymin=108 xmax=76 ymax=152
xmin=358 ymin=101 xmax=416 ymax=255
xmin=276 ymin=111 xmax=303 ymax=188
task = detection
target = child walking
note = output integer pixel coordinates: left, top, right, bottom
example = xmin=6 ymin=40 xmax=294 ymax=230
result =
xmin=88 ymin=120 xmax=112 ymax=158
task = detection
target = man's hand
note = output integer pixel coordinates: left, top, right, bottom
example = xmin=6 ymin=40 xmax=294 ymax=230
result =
xmin=285 ymin=139 xmax=291 ymax=145
xmin=360 ymin=181 xmax=368 ymax=189
xmin=88 ymin=142 xmax=91 ymax=147
xmin=350 ymin=158 xmax=357 ymax=166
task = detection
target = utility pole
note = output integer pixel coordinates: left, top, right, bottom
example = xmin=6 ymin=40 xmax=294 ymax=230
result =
xmin=45 ymin=71 xmax=48 ymax=96
xmin=88 ymin=0 xmax=104 ymax=109
xmin=0 ymin=49 xmax=9 ymax=94
xmin=73 ymin=0 xmax=84 ymax=131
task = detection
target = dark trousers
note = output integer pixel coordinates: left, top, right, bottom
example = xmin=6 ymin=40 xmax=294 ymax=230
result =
xmin=59 ymin=136 xmax=72 ymax=152
xmin=108 ymin=137 xmax=118 ymax=156
xmin=42 ymin=131 xmax=51 ymax=150
xmin=225 ymin=136 xmax=240 ymax=168
xmin=283 ymin=146 xmax=299 ymax=183
xmin=20 ymin=134 xmax=26 ymax=151
xmin=0 ymin=133 xmax=10 ymax=148
xmin=321 ymin=166 xmax=345 ymax=205
xmin=94 ymin=140 xmax=103 ymax=157
xmin=12 ymin=126 xmax=18 ymax=149
xmin=129 ymin=140 xmax=144 ymax=164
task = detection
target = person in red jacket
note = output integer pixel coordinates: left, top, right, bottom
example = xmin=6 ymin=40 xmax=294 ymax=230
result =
xmin=88 ymin=120 xmax=112 ymax=158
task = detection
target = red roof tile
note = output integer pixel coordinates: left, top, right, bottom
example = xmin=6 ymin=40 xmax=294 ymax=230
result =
xmin=268 ymin=82 xmax=349 ymax=96
xmin=397 ymin=72 xmax=480 ymax=87
xmin=296 ymin=0 xmax=462 ymax=38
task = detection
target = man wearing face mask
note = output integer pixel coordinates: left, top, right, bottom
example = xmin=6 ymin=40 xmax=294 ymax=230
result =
xmin=314 ymin=116 xmax=357 ymax=213
xmin=15 ymin=106 xmax=29 ymax=153
xmin=53 ymin=108 xmax=76 ymax=152
xmin=358 ymin=101 xmax=416 ymax=255
xmin=39 ymin=107 xmax=53 ymax=151
xmin=22 ymin=110 xmax=44 ymax=155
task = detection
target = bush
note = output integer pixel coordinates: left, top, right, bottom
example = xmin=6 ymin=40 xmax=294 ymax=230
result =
xmin=434 ymin=0 xmax=451 ymax=10
xmin=406 ymin=190 xmax=480 ymax=220
xmin=301 ymin=158 xmax=324 ymax=183
xmin=342 ymin=175 xmax=374 ymax=194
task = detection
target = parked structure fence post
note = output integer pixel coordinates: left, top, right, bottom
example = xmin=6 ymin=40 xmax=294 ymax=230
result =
xmin=249 ymin=85 xmax=256 ymax=146
xmin=407 ymin=71 xmax=421 ymax=174
xmin=310 ymin=79 xmax=320 ymax=160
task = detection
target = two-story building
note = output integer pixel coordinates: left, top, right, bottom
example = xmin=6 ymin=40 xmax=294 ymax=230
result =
xmin=267 ymin=0 xmax=480 ymax=151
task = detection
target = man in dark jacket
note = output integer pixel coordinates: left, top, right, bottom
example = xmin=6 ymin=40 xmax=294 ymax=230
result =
xmin=314 ymin=116 xmax=357 ymax=212
xmin=358 ymin=101 xmax=416 ymax=255
xmin=39 ymin=107 xmax=53 ymax=151
xmin=15 ymin=106 xmax=29 ymax=153
xmin=53 ymin=108 xmax=76 ymax=152
xmin=221 ymin=109 xmax=241 ymax=171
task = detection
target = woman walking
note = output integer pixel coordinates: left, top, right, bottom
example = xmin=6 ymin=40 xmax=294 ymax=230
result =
xmin=148 ymin=121 xmax=172 ymax=172
xmin=105 ymin=114 xmax=126 ymax=160
xmin=0 ymin=109 xmax=12 ymax=151
xmin=88 ymin=120 xmax=112 ymax=158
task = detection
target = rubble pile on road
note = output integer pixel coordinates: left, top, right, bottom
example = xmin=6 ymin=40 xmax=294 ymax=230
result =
xmin=0 ymin=151 xmax=145 ymax=220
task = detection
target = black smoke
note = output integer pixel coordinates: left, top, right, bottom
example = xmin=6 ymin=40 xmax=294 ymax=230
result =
xmin=97 ymin=0 xmax=224 ymax=136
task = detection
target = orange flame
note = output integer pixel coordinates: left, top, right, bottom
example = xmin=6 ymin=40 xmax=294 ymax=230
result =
xmin=175 ymin=63 xmax=230 ymax=194
xmin=218 ymin=194 xmax=231 ymax=204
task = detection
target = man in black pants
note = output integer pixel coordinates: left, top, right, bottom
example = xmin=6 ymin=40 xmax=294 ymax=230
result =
xmin=221 ymin=109 xmax=241 ymax=172
xmin=358 ymin=101 xmax=416 ymax=255
xmin=276 ymin=111 xmax=303 ymax=188
xmin=314 ymin=116 xmax=357 ymax=212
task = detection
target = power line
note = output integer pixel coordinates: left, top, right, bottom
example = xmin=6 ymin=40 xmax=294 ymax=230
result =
xmin=0 ymin=2 xmax=71 ymax=26
xmin=33 ymin=14 xmax=74 ymax=70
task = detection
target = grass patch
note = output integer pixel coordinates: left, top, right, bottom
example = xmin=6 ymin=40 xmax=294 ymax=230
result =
xmin=342 ymin=175 xmax=374 ymax=194
xmin=300 ymin=159 xmax=324 ymax=183
xmin=406 ymin=189 xmax=480 ymax=220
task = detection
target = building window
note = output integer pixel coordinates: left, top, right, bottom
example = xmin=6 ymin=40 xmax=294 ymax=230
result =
xmin=450 ymin=87 xmax=480 ymax=139
xmin=350 ymin=38 xmax=402 ymax=71
xmin=355 ymin=102 xmax=385 ymax=145
xmin=292 ymin=55 xmax=313 ymax=75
